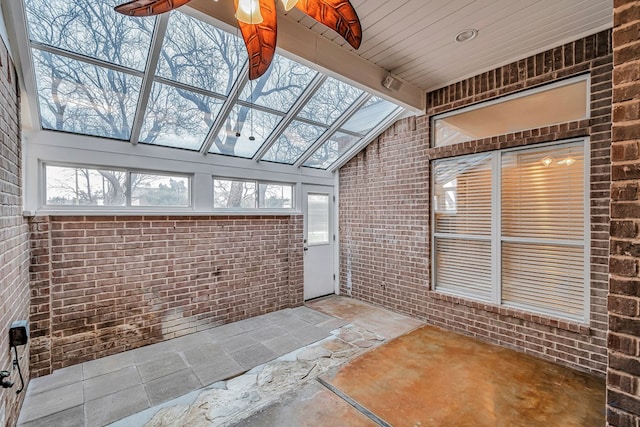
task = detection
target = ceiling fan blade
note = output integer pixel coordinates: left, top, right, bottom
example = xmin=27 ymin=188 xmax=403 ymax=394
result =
xmin=114 ymin=0 xmax=192 ymax=17
xmin=235 ymin=0 xmax=278 ymax=80
xmin=295 ymin=0 xmax=362 ymax=49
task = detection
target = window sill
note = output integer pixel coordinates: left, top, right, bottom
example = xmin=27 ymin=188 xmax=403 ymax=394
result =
xmin=24 ymin=209 xmax=301 ymax=217
xmin=428 ymin=291 xmax=591 ymax=336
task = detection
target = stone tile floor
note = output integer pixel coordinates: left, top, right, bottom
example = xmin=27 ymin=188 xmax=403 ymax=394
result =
xmin=18 ymin=305 xmax=348 ymax=427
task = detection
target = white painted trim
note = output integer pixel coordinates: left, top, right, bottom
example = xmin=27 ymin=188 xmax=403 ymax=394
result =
xmin=333 ymin=172 xmax=340 ymax=296
xmin=431 ymin=138 xmax=590 ymax=324
xmin=130 ymin=14 xmax=170 ymax=145
xmin=431 ymin=73 xmax=592 ymax=148
xmin=186 ymin=1 xmax=424 ymax=112
xmin=293 ymin=93 xmax=370 ymax=168
xmin=328 ymin=107 xmax=406 ymax=172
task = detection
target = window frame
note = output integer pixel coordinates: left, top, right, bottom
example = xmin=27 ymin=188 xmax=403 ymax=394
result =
xmin=41 ymin=161 xmax=193 ymax=210
xmin=430 ymin=139 xmax=590 ymax=324
xmin=212 ymin=176 xmax=296 ymax=211
xmin=430 ymin=74 xmax=591 ymax=148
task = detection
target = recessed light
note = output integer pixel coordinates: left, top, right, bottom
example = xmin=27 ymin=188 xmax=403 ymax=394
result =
xmin=455 ymin=29 xmax=479 ymax=43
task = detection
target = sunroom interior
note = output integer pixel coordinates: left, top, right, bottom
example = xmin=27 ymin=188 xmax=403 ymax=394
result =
xmin=0 ymin=0 xmax=638 ymax=425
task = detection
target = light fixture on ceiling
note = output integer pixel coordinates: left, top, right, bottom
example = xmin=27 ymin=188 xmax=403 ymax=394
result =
xmin=114 ymin=0 xmax=363 ymax=80
xmin=454 ymin=29 xmax=478 ymax=43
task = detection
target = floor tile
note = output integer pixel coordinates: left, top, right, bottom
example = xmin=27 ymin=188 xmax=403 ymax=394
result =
xmin=26 ymin=364 xmax=82 ymax=396
xmin=82 ymin=351 xmax=134 ymax=380
xmin=137 ymin=352 xmax=187 ymax=383
xmin=262 ymin=334 xmax=305 ymax=355
xmin=234 ymin=317 xmax=266 ymax=332
xmin=247 ymin=325 xmax=287 ymax=342
xmin=18 ymin=405 xmax=84 ymax=427
xmin=290 ymin=325 xmax=331 ymax=346
xmin=206 ymin=323 xmax=245 ymax=342
xmin=170 ymin=331 xmax=214 ymax=351
xmin=217 ymin=334 xmax=259 ymax=354
xmin=19 ymin=382 xmax=83 ymax=423
xmin=276 ymin=316 xmax=313 ymax=333
xmin=132 ymin=340 xmax=176 ymax=364
xmin=181 ymin=342 xmax=227 ymax=367
xmin=292 ymin=307 xmax=334 ymax=325
xmin=144 ymin=369 xmax=202 ymax=406
xmin=191 ymin=354 xmax=245 ymax=385
xmin=230 ymin=343 xmax=277 ymax=369
xmin=83 ymin=365 xmax=141 ymax=402
xmin=84 ymin=384 xmax=150 ymax=427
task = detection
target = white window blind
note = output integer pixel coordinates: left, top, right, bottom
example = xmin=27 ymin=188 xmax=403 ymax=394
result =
xmin=434 ymin=154 xmax=493 ymax=298
xmin=432 ymin=141 xmax=587 ymax=322
xmin=501 ymin=145 xmax=585 ymax=319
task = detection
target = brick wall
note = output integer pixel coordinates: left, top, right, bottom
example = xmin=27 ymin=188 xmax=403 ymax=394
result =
xmin=607 ymin=1 xmax=640 ymax=425
xmin=28 ymin=215 xmax=304 ymax=376
xmin=0 ymin=38 xmax=30 ymax=426
xmin=340 ymin=30 xmax=612 ymax=375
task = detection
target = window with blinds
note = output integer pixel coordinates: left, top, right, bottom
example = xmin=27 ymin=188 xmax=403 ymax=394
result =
xmin=432 ymin=141 xmax=587 ymax=322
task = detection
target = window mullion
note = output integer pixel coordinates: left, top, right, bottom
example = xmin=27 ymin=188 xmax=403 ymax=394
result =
xmin=492 ymin=151 xmax=502 ymax=306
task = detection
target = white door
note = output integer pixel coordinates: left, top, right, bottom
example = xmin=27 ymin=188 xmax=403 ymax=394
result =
xmin=303 ymin=185 xmax=335 ymax=300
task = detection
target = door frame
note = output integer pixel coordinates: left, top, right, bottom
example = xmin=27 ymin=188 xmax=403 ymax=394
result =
xmin=302 ymin=184 xmax=337 ymax=300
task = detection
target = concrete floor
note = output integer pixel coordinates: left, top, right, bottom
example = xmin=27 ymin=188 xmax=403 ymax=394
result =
xmin=18 ymin=296 xmax=606 ymax=426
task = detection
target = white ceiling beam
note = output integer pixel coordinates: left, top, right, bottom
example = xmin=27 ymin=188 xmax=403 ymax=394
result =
xmin=187 ymin=0 xmax=425 ymax=113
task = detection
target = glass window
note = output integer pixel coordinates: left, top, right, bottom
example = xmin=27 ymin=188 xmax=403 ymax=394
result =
xmin=297 ymin=77 xmax=363 ymax=125
xmin=213 ymin=178 xmax=294 ymax=209
xmin=25 ymin=0 xmax=155 ymax=71
xmin=156 ymin=11 xmax=247 ymax=95
xmin=303 ymin=132 xmax=361 ymax=169
xmin=214 ymin=179 xmax=257 ymax=208
xmin=239 ymin=55 xmax=317 ymax=113
xmin=45 ymin=165 xmax=192 ymax=208
xmin=262 ymin=121 xmax=326 ymax=164
xmin=32 ymin=49 xmax=142 ymax=140
xmin=139 ymin=82 xmax=225 ymax=150
xmin=341 ymin=96 xmax=399 ymax=135
xmin=433 ymin=142 xmax=587 ymax=322
xmin=131 ymin=173 xmax=190 ymax=207
xmin=307 ymin=194 xmax=330 ymax=245
xmin=433 ymin=77 xmax=589 ymax=147
xmin=259 ymin=183 xmax=293 ymax=208
xmin=210 ymin=104 xmax=283 ymax=158
xmin=45 ymin=165 xmax=127 ymax=206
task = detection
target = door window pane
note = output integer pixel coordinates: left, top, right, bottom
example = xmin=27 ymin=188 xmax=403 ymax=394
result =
xmin=308 ymin=194 xmax=330 ymax=245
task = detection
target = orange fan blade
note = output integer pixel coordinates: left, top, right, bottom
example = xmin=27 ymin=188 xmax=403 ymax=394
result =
xmin=235 ymin=0 xmax=278 ymax=80
xmin=114 ymin=0 xmax=192 ymax=17
xmin=295 ymin=0 xmax=362 ymax=49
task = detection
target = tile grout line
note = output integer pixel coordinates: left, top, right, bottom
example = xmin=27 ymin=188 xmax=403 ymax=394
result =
xmin=316 ymin=377 xmax=392 ymax=427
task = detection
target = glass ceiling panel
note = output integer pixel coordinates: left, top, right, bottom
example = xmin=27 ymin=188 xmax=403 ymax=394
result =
xmin=156 ymin=11 xmax=247 ymax=95
xmin=210 ymin=104 xmax=283 ymax=158
xmin=262 ymin=121 xmax=326 ymax=164
xmin=297 ymin=77 xmax=363 ymax=125
xmin=139 ymin=82 xmax=224 ymax=150
xmin=25 ymin=0 xmax=154 ymax=71
xmin=341 ymin=96 xmax=399 ymax=135
xmin=238 ymin=55 xmax=317 ymax=113
xmin=32 ymin=49 xmax=142 ymax=140
xmin=303 ymin=132 xmax=361 ymax=170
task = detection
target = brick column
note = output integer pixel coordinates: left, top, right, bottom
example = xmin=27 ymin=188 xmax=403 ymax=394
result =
xmin=608 ymin=1 xmax=640 ymax=425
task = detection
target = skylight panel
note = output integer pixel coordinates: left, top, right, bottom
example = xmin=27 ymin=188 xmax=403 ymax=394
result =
xmin=341 ymin=96 xmax=399 ymax=135
xmin=32 ymin=49 xmax=142 ymax=140
xmin=238 ymin=55 xmax=317 ymax=113
xmin=25 ymin=0 xmax=154 ymax=71
xmin=303 ymin=132 xmax=361 ymax=169
xmin=139 ymin=82 xmax=225 ymax=150
xmin=262 ymin=121 xmax=326 ymax=164
xmin=297 ymin=77 xmax=363 ymax=125
xmin=156 ymin=11 xmax=247 ymax=95
xmin=209 ymin=104 xmax=283 ymax=158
